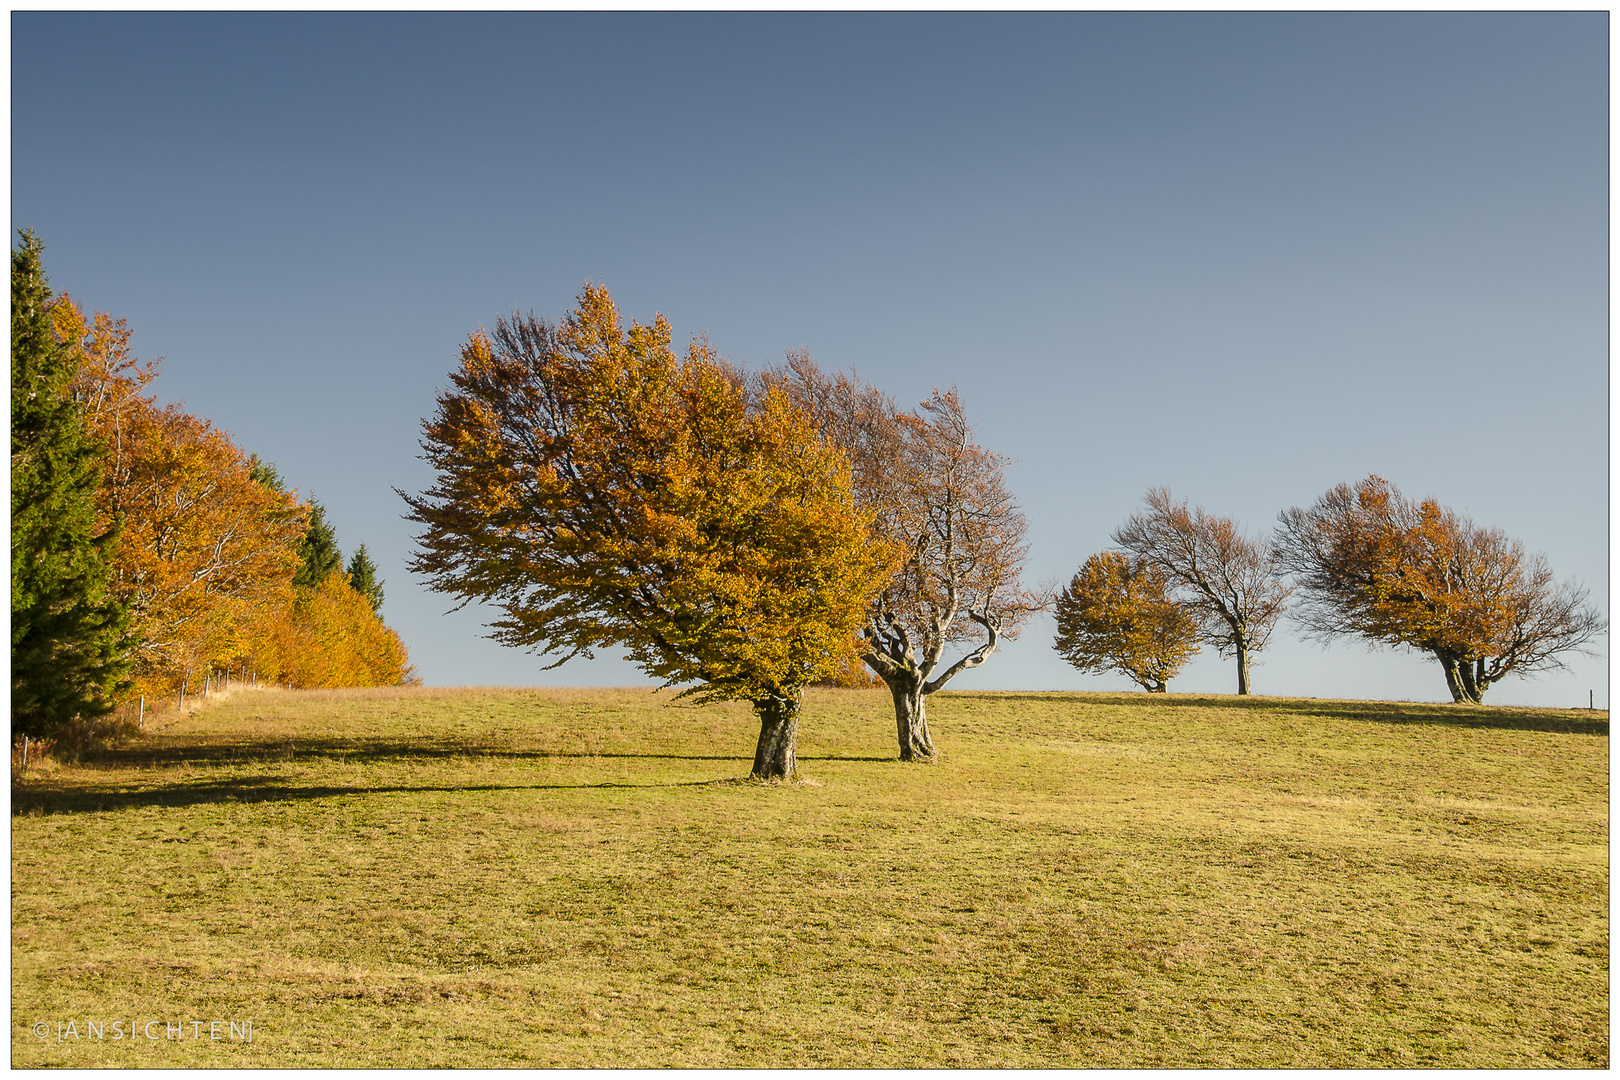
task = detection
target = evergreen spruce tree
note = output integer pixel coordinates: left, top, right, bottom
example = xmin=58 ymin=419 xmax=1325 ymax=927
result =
xmin=293 ymin=500 xmax=343 ymax=587
xmin=11 ymin=230 xmax=131 ymax=737
xmin=346 ymin=544 xmax=384 ymax=613
xmin=247 ymin=453 xmax=285 ymax=493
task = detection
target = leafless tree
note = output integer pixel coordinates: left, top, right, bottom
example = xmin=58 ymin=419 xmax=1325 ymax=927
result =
xmin=1112 ymin=487 xmax=1290 ymax=695
xmin=764 ymin=352 xmax=1042 ymax=760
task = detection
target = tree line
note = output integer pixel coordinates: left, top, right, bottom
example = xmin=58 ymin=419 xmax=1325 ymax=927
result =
xmin=406 ymin=284 xmax=1599 ymax=781
xmin=1055 ymin=481 xmax=1603 ymax=706
xmin=11 ymin=231 xmax=415 ymax=741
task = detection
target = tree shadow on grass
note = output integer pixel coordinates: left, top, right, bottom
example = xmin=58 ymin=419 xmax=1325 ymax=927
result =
xmin=13 ymin=736 xmax=898 ymax=815
xmin=92 ymin=740 xmax=744 ymax=768
xmin=85 ymin=739 xmax=894 ymax=770
xmin=12 ymin=774 xmax=752 ymax=816
xmin=942 ymin=691 xmax=1608 ymax=736
xmin=1286 ymin=700 xmax=1607 ymax=736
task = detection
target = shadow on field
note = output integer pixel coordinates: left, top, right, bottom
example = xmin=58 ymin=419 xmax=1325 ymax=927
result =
xmin=94 ymin=740 xmax=745 ymax=768
xmin=947 ymin=692 xmax=1608 ymax=736
xmin=11 ymin=774 xmax=747 ymax=815
xmin=1291 ymin=701 xmax=1607 ymax=736
xmin=12 ymin=736 xmax=897 ymax=815
xmin=86 ymin=739 xmax=892 ymax=769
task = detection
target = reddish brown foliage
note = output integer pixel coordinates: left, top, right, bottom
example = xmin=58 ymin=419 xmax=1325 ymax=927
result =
xmin=1275 ymin=475 xmax=1604 ymax=704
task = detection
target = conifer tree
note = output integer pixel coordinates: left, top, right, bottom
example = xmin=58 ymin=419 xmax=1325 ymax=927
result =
xmin=10 ymin=230 xmax=130 ymax=736
xmin=247 ymin=454 xmax=285 ymax=493
xmin=293 ymin=501 xmax=343 ymax=588
xmin=346 ymin=544 xmax=384 ymax=613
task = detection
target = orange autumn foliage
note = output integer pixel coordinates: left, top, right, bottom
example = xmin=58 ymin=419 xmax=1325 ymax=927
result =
xmin=812 ymin=652 xmax=884 ymax=689
xmin=249 ymin=572 xmax=417 ymax=689
xmin=1276 ymin=475 xmax=1604 ymax=704
xmin=52 ymin=296 xmax=415 ymax=696
xmin=404 ymin=284 xmax=898 ymax=778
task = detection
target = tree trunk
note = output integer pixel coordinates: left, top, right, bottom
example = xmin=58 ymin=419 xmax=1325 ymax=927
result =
xmin=890 ymin=678 xmax=936 ymax=762
xmin=1234 ymin=637 xmax=1251 ymax=696
xmin=1472 ymin=657 xmax=1490 ymax=703
xmin=1457 ymin=659 xmax=1484 ymax=704
xmin=751 ymin=691 xmax=802 ymax=780
xmin=1148 ymin=680 xmax=1167 ymax=693
xmin=1438 ymin=653 xmax=1482 ymax=704
xmin=1440 ymin=655 xmax=1462 ymax=701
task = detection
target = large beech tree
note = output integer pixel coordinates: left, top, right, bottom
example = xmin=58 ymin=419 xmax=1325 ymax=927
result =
xmin=403 ymin=287 xmax=898 ymax=779
xmin=767 ymin=355 xmax=1038 ymax=761
xmin=107 ymin=404 xmax=309 ymax=692
xmin=1113 ymin=488 xmax=1291 ymax=696
xmin=1275 ymin=475 xmax=1604 ymax=704
xmin=1054 ymin=551 xmax=1200 ymax=692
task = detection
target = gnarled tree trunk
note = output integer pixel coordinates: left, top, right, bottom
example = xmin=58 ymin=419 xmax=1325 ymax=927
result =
xmin=1440 ymin=655 xmax=1464 ymax=702
xmin=1234 ymin=637 xmax=1251 ymax=696
xmin=751 ymin=691 xmax=802 ymax=780
xmin=863 ymin=608 xmax=1002 ymax=762
xmin=1456 ymin=657 xmax=1485 ymax=704
xmin=1437 ymin=651 xmax=1485 ymax=704
xmin=889 ymin=677 xmax=936 ymax=762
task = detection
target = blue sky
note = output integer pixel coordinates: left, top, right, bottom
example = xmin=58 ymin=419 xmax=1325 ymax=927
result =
xmin=12 ymin=12 xmax=1608 ymax=706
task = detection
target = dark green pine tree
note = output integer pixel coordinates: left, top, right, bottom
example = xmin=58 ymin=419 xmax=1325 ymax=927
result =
xmin=293 ymin=500 xmax=344 ymax=588
xmin=11 ymin=230 xmax=131 ymax=737
xmin=247 ymin=453 xmax=285 ymax=493
xmin=346 ymin=544 xmax=384 ymax=613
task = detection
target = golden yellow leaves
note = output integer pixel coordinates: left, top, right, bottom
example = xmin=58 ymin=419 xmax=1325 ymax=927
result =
xmin=406 ymin=284 xmax=901 ymax=705
xmin=1053 ymin=550 xmax=1201 ymax=692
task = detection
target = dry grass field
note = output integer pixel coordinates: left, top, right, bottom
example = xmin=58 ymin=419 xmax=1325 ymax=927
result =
xmin=10 ymin=684 xmax=1608 ymax=1067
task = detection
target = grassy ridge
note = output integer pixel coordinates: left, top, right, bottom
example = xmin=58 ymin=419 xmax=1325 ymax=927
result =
xmin=11 ymin=686 xmax=1608 ymax=1067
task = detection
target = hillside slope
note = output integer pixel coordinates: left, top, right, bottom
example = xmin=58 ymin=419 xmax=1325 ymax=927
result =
xmin=12 ymin=686 xmax=1608 ymax=1067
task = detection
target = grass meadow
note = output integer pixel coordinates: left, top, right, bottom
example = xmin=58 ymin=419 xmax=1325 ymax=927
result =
xmin=10 ymin=684 xmax=1608 ymax=1067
